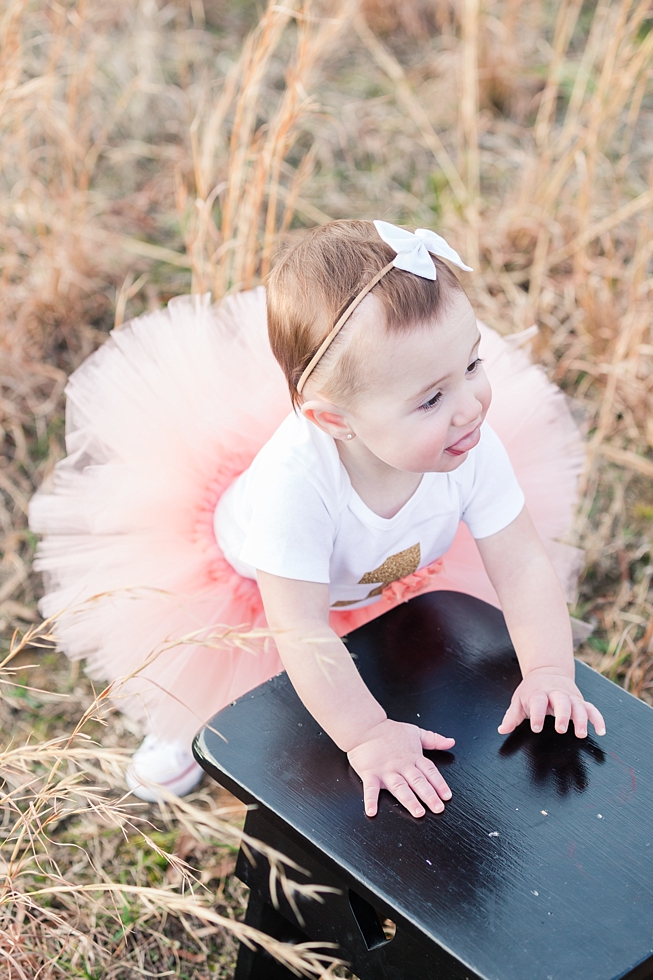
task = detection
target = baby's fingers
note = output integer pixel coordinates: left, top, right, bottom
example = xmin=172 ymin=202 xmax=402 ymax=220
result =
xmin=572 ymin=699 xmax=607 ymax=738
xmin=549 ymin=691 xmax=571 ymax=734
xmin=571 ymin=698 xmax=588 ymax=738
xmin=416 ymin=758 xmax=452 ymax=805
xmin=405 ymin=768 xmax=445 ymax=813
xmin=385 ymin=775 xmax=426 ymax=818
xmin=527 ymin=692 xmax=549 ymax=733
xmin=497 ymin=695 xmax=527 ymax=734
xmin=419 ymin=729 xmax=455 ymax=751
xmin=363 ymin=774 xmax=381 ymax=818
xmin=585 ymin=701 xmax=606 ymax=736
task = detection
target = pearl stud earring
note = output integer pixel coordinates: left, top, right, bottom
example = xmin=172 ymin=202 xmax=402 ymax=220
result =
xmin=346 ymin=433 xmax=353 ymax=440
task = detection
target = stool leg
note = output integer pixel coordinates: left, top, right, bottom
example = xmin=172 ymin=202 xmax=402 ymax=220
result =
xmin=234 ymin=887 xmax=308 ymax=980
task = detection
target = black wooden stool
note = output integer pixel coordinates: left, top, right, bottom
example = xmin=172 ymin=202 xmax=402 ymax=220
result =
xmin=193 ymin=592 xmax=653 ymax=980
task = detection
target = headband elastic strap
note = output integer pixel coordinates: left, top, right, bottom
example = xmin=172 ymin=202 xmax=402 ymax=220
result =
xmin=296 ymin=260 xmax=395 ymax=395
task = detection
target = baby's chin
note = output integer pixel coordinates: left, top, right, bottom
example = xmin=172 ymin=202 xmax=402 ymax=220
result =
xmin=431 ymin=451 xmax=471 ymax=473
xmin=389 ymin=450 xmax=470 ymax=474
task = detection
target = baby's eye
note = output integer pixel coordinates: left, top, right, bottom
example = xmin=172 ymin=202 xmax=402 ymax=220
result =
xmin=419 ymin=391 xmax=442 ymax=412
xmin=467 ymin=357 xmax=483 ymax=374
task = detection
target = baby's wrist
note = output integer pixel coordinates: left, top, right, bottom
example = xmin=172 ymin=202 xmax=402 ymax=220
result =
xmin=337 ymin=713 xmax=388 ymax=754
xmin=522 ymin=663 xmax=575 ymax=679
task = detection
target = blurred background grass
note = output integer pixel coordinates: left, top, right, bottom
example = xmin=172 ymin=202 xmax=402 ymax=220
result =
xmin=0 ymin=0 xmax=652 ymax=976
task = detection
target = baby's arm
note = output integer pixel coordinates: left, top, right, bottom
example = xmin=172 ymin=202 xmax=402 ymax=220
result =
xmin=476 ymin=507 xmax=606 ymax=738
xmin=257 ymin=570 xmax=455 ymax=817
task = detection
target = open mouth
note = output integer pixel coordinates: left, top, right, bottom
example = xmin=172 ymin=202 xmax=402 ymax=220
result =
xmin=445 ymin=426 xmax=481 ymax=456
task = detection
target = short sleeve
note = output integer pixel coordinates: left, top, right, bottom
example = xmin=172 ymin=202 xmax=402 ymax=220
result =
xmin=461 ymin=425 xmax=525 ymax=539
xmin=239 ymin=466 xmax=336 ymax=582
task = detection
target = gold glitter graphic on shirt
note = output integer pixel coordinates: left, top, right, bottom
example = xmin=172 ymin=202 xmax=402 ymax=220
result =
xmin=332 ymin=543 xmax=421 ymax=607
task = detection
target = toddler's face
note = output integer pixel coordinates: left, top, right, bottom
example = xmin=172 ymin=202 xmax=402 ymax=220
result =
xmin=341 ymin=290 xmax=491 ymax=474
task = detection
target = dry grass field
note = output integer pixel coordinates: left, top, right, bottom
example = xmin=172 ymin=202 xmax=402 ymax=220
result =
xmin=1 ymin=0 xmax=652 ymax=976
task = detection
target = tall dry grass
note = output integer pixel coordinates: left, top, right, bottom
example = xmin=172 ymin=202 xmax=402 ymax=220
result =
xmin=0 ymin=619 xmax=343 ymax=976
xmin=1 ymin=0 xmax=354 ymax=974
xmin=1 ymin=0 xmax=652 ymax=975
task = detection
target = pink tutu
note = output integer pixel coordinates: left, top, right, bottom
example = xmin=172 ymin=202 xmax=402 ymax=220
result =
xmin=30 ymin=289 xmax=584 ymax=744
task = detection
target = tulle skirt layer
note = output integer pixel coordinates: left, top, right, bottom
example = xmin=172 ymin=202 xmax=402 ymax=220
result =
xmin=29 ymin=289 xmax=584 ymax=743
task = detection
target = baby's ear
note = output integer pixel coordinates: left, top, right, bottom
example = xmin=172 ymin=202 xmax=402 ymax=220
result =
xmin=301 ymin=400 xmax=352 ymax=441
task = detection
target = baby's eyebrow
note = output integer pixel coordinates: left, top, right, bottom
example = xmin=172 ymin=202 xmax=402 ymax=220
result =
xmin=410 ymin=333 xmax=481 ymax=402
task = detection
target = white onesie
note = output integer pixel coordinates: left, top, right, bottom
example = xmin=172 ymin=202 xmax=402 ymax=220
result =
xmin=214 ymin=412 xmax=524 ymax=610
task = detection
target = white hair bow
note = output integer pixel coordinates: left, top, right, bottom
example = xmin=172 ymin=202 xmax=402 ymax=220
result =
xmin=373 ymin=220 xmax=472 ymax=280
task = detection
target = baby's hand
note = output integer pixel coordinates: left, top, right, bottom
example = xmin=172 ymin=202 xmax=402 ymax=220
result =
xmin=498 ymin=668 xmax=606 ymax=738
xmin=346 ymin=719 xmax=455 ymax=818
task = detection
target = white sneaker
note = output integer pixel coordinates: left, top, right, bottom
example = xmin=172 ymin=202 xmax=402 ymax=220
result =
xmin=126 ymin=735 xmax=204 ymax=801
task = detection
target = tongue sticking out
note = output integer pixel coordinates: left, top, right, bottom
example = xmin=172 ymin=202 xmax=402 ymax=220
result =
xmin=445 ymin=426 xmax=481 ymax=456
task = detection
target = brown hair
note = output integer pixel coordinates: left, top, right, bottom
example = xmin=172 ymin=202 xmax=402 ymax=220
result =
xmin=267 ymin=219 xmax=466 ymax=408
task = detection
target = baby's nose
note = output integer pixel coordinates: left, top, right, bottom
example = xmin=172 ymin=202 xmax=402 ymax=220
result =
xmin=452 ymin=392 xmax=483 ymax=427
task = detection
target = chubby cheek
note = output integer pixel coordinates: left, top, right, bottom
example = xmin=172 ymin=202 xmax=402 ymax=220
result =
xmin=370 ymin=422 xmax=449 ymax=473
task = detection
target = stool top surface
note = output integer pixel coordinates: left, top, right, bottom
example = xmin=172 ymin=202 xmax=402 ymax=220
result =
xmin=194 ymin=592 xmax=653 ymax=980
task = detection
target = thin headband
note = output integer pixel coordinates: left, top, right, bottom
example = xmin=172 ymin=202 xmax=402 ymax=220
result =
xmin=296 ymin=260 xmax=394 ymax=395
xmin=295 ymin=220 xmax=472 ymax=395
